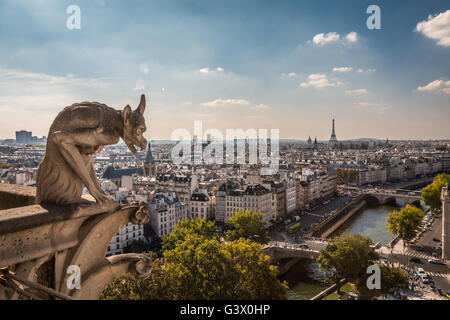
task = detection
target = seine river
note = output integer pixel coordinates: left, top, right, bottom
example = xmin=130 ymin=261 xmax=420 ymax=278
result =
xmin=283 ymin=260 xmax=327 ymax=300
xmin=286 ymin=204 xmax=398 ymax=299
xmin=287 ymin=280 xmax=326 ymax=300
xmin=336 ymin=204 xmax=398 ymax=245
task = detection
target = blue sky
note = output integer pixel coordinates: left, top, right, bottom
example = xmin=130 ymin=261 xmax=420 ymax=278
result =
xmin=0 ymin=0 xmax=449 ymax=140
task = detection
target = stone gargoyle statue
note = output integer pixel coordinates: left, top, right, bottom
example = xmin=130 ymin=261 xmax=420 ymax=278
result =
xmin=36 ymin=95 xmax=148 ymax=206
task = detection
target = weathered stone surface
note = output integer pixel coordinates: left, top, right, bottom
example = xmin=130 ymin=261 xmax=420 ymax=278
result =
xmin=0 ymin=201 xmax=119 ymax=235
xmin=70 ymin=253 xmax=152 ymax=300
xmin=0 ymin=184 xmax=36 ymax=210
xmin=0 ymin=185 xmax=152 ymax=299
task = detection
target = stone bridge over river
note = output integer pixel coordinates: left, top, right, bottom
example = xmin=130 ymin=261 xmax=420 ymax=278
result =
xmin=262 ymin=240 xmax=327 ymax=275
xmin=262 ymin=241 xmax=325 ymax=262
xmin=364 ymin=192 xmax=424 ymax=208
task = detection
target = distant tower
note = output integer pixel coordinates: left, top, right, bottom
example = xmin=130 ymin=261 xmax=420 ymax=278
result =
xmin=441 ymin=184 xmax=450 ymax=260
xmin=329 ymin=118 xmax=337 ymax=143
xmin=307 ymin=136 xmax=312 ymax=144
xmin=143 ymin=142 xmax=156 ymax=177
xmin=314 ymin=137 xmax=318 ymax=146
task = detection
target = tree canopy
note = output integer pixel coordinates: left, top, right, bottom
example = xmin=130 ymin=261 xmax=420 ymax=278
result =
xmin=421 ymin=173 xmax=450 ymax=211
xmin=161 ymin=217 xmax=218 ymax=251
xmin=317 ymin=234 xmax=379 ymax=288
xmin=386 ymin=204 xmax=425 ymax=243
xmin=225 ymin=209 xmax=269 ymax=244
xmin=100 ymin=235 xmax=288 ymax=300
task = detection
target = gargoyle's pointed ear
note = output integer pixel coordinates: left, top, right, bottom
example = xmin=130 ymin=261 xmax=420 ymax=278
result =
xmin=136 ymin=94 xmax=146 ymax=114
xmin=122 ymin=105 xmax=132 ymax=124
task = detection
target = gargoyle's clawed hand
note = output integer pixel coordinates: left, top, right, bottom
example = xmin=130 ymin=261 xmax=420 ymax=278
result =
xmin=90 ymin=188 xmax=112 ymax=205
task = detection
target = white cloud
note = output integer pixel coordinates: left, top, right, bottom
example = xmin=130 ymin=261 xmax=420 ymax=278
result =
xmin=252 ymin=104 xmax=270 ymax=110
xmin=345 ymin=89 xmax=368 ymax=94
xmin=201 ymin=98 xmax=251 ymax=107
xmin=0 ymin=68 xmax=111 ymax=114
xmin=201 ymin=98 xmax=269 ymax=111
xmin=417 ymin=79 xmax=450 ymax=94
xmin=0 ymin=69 xmax=108 ymax=85
xmin=281 ymin=72 xmax=297 ymax=78
xmin=198 ymin=67 xmax=225 ymax=74
xmin=310 ymin=31 xmax=358 ymax=45
xmin=416 ymin=10 xmax=450 ymax=47
xmin=357 ymin=68 xmax=376 ymax=73
xmin=312 ymin=32 xmax=340 ymax=45
xmin=245 ymin=115 xmax=270 ymax=121
xmin=299 ymin=74 xmax=339 ymax=89
xmin=139 ymin=63 xmax=149 ymax=74
xmin=333 ymin=67 xmax=353 ymax=73
xmin=353 ymin=102 xmax=390 ymax=114
xmin=345 ymin=31 xmax=358 ymax=43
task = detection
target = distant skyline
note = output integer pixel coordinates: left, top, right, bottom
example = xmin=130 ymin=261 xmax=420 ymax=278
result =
xmin=0 ymin=0 xmax=449 ymax=140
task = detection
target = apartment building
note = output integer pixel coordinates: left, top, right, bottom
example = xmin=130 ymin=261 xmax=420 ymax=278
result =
xmin=190 ymin=188 xmax=215 ymax=220
xmin=270 ymin=181 xmax=286 ymax=219
xmin=106 ymin=222 xmax=145 ymax=257
xmin=215 ymin=181 xmax=272 ymax=223
xmin=155 ymin=174 xmax=192 ymax=206
xmin=296 ymin=180 xmax=310 ymax=210
xmin=148 ymin=193 xmax=188 ymax=237
xmin=285 ymin=180 xmax=297 ymax=215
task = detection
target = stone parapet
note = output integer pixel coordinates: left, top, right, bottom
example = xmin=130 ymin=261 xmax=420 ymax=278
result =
xmin=0 ymin=184 xmax=152 ymax=300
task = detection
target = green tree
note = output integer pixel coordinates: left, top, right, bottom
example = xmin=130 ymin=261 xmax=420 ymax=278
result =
xmin=386 ymin=204 xmax=425 ymax=245
xmin=225 ymin=209 xmax=269 ymax=244
xmin=379 ymin=265 xmax=408 ymax=292
xmin=421 ymin=173 xmax=450 ymax=211
xmin=161 ymin=218 xmax=218 ymax=251
xmin=317 ymin=234 xmax=378 ymax=294
xmin=101 ymin=235 xmax=288 ymax=300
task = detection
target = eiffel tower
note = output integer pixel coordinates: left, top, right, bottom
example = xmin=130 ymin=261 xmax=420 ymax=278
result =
xmin=329 ymin=118 xmax=337 ymax=143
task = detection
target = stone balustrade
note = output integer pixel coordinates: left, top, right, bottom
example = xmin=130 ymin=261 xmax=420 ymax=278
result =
xmin=0 ymin=183 xmax=152 ymax=300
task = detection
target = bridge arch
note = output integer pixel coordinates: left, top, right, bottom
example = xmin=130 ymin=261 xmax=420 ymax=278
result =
xmin=383 ymin=197 xmax=396 ymax=205
xmin=362 ymin=194 xmax=380 ymax=206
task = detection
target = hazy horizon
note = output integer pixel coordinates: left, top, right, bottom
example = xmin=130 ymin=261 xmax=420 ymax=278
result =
xmin=0 ymin=1 xmax=449 ymax=141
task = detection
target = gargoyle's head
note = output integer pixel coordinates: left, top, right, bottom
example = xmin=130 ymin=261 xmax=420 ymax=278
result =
xmin=121 ymin=94 xmax=148 ymax=154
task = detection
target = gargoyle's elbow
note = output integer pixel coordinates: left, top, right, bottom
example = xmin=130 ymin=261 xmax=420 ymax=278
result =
xmin=51 ymin=131 xmax=65 ymax=145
